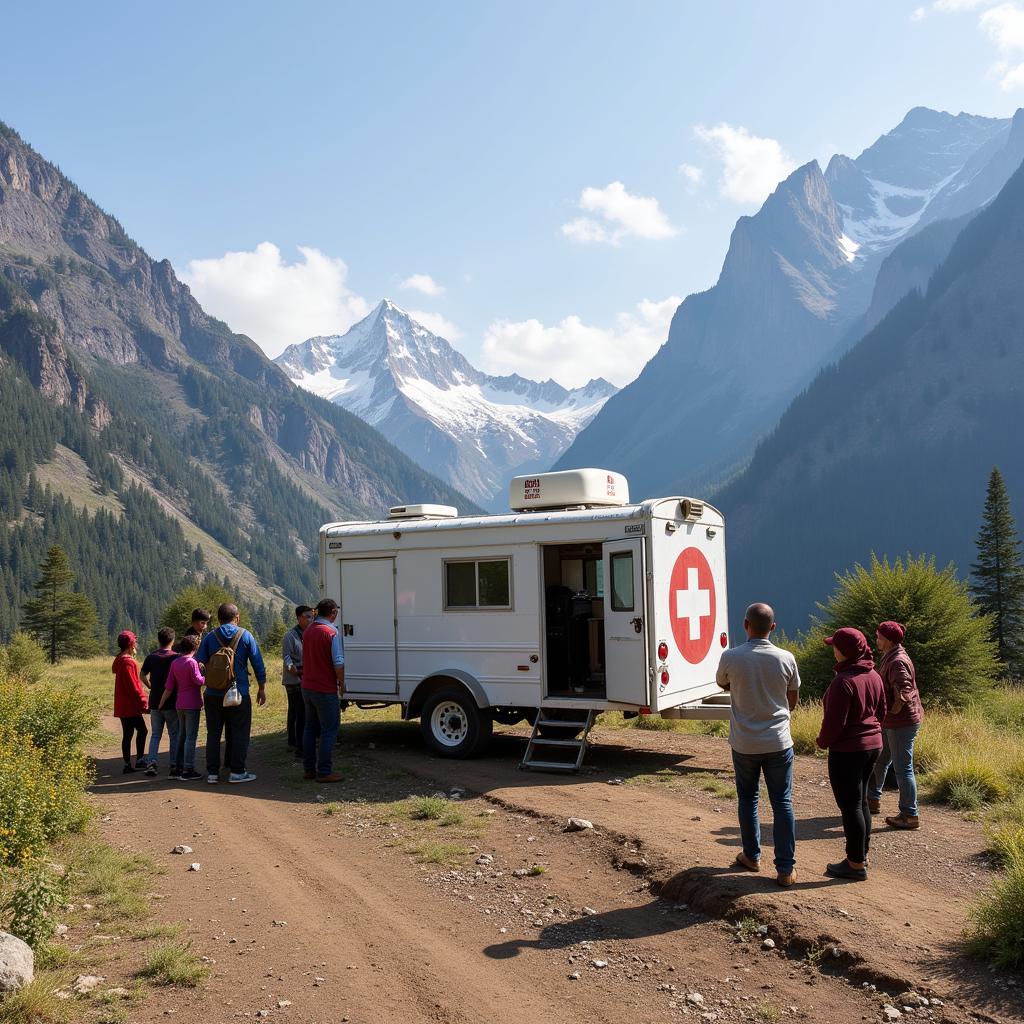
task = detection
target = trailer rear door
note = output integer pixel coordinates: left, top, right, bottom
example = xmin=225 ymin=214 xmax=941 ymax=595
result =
xmin=339 ymin=557 xmax=398 ymax=694
xmin=603 ymin=538 xmax=649 ymax=705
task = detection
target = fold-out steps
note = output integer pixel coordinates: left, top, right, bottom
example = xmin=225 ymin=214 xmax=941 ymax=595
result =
xmin=519 ymin=709 xmax=597 ymax=772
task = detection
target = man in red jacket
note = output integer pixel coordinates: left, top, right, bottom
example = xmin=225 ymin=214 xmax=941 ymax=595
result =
xmin=301 ymin=598 xmax=346 ymax=783
xmin=868 ymin=621 xmax=924 ymax=830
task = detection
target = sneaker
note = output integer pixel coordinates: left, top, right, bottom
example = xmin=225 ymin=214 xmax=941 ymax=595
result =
xmin=168 ymin=770 xmax=181 ymax=779
xmin=179 ymin=770 xmax=203 ymax=781
xmin=229 ymin=771 xmax=257 ymax=784
xmin=135 ymin=761 xmax=149 ymax=771
xmin=867 ymin=798 xmax=881 ymax=815
xmin=122 ymin=764 xmax=136 ymax=774
xmin=145 ymin=763 xmax=158 ymax=777
xmin=825 ymin=859 xmax=868 ymax=881
xmin=206 ymin=773 xmax=219 ymax=784
xmin=885 ymin=813 xmax=920 ymax=830
xmin=316 ymin=773 xmax=343 ymax=783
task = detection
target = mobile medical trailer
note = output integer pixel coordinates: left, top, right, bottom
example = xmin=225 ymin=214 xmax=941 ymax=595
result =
xmin=318 ymin=469 xmax=731 ymax=769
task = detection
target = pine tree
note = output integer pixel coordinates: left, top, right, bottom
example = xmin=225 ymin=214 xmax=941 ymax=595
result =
xmin=21 ymin=544 xmax=101 ymax=663
xmin=971 ymin=467 xmax=1024 ymax=675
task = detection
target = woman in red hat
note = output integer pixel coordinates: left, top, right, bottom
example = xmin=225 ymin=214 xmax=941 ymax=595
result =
xmin=113 ymin=630 xmax=149 ymax=773
xmin=816 ymin=627 xmax=888 ymax=880
xmin=868 ymin=621 xmax=924 ymax=829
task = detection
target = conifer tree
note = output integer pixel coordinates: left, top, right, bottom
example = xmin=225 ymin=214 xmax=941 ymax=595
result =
xmin=21 ymin=544 xmax=101 ymax=663
xmin=971 ymin=467 xmax=1024 ymax=675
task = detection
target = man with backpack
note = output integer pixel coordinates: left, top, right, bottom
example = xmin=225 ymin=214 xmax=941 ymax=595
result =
xmin=197 ymin=602 xmax=267 ymax=784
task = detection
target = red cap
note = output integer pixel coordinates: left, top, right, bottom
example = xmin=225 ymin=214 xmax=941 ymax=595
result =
xmin=824 ymin=626 xmax=870 ymax=661
xmin=117 ymin=630 xmax=137 ymax=650
xmin=876 ymin=621 xmax=905 ymax=644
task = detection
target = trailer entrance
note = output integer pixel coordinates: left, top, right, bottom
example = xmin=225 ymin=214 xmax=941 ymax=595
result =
xmin=541 ymin=543 xmax=606 ymax=699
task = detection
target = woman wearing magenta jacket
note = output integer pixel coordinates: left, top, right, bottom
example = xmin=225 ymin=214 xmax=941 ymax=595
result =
xmin=816 ymin=627 xmax=888 ymax=881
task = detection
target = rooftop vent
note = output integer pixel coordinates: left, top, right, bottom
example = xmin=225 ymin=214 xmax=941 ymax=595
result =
xmin=509 ymin=469 xmax=630 ymax=512
xmin=387 ymin=504 xmax=459 ymax=520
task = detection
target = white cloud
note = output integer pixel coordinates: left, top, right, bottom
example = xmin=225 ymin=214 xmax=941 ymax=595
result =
xmin=911 ymin=5 xmax=928 ymax=20
xmin=678 ymin=163 xmax=704 ymax=191
xmin=479 ymin=296 xmax=681 ymax=388
xmin=401 ymin=273 xmax=445 ymax=297
xmin=934 ymin=0 xmax=988 ymax=10
xmin=408 ymin=309 xmax=463 ymax=340
xmin=180 ymin=242 xmax=369 ymax=357
xmin=561 ymin=181 xmax=678 ymax=245
xmin=981 ymin=3 xmax=1024 ymax=88
xmin=694 ymin=122 xmax=797 ymax=205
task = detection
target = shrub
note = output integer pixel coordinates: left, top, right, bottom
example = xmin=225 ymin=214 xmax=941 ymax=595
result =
xmin=0 ymin=633 xmax=47 ymax=685
xmin=789 ymin=703 xmax=824 ymax=756
xmin=632 ymin=714 xmax=678 ymax=731
xmin=1 ymin=861 xmax=69 ymax=948
xmin=966 ymin=844 xmax=1024 ymax=969
xmin=137 ymin=941 xmax=208 ymax=986
xmin=987 ymin=823 xmax=1024 ymax=868
xmin=0 ymin=677 xmax=97 ymax=755
xmin=795 ymin=554 xmax=999 ymax=707
xmin=928 ymin=755 xmax=1008 ymax=807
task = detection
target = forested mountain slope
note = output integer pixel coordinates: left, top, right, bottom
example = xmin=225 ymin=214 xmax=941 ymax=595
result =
xmin=0 ymin=121 xmax=476 ymax=641
xmin=716 ymin=154 xmax=1024 ymax=632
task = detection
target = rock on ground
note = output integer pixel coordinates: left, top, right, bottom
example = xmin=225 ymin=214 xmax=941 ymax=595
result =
xmin=0 ymin=932 xmax=33 ymax=992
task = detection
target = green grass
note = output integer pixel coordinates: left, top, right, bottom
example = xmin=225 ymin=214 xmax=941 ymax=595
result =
xmin=67 ymin=836 xmax=158 ymax=923
xmin=410 ymin=840 xmax=469 ymax=866
xmin=319 ymin=801 xmax=343 ymax=816
xmin=0 ymin=974 xmax=71 ymax=1024
xmin=528 ymin=865 xmax=547 ymax=876
xmin=136 ymin=941 xmax=208 ymax=987
xmin=754 ymin=1002 xmax=781 ymax=1023
xmin=966 ymin=847 xmax=1024 ymax=969
xmin=689 ymin=771 xmax=737 ymax=799
xmin=409 ymin=796 xmax=451 ymax=820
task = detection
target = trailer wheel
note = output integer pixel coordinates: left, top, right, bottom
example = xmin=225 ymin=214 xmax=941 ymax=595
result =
xmin=420 ymin=686 xmax=493 ymax=758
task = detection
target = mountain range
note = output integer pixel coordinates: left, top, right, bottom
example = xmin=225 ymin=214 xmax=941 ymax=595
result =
xmin=559 ymin=107 xmax=1024 ymax=499
xmin=276 ymin=300 xmax=617 ymax=510
xmin=0 ymin=121 xmax=475 ymax=641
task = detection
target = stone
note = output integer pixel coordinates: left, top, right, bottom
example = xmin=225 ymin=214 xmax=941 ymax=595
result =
xmin=591 ymin=959 xmax=608 ymax=969
xmin=54 ymin=924 xmax=68 ymax=937
xmin=171 ymin=845 xmax=193 ymax=855
xmin=882 ymin=1006 xmax=902 ymax=1021
xmin=762 ymin=939 xmax=776 ymax=950
xmin=569 ymin=971 xmax=581 ymax=980
xmin=566 ymin=818 xmax=594 ymax=832
xmin=0 ymin=932 xmax=33 ymax=992
xmin=103 ymin=988 xmax=131 ymax=998
xmin=512 ymin=868 xmax=530 ymax=877
xmin=581 ymin=907 xmax=598 ymax=916
xmin=607 ymin=778 xmax=624 ymax=785
xmin=277 ymin=1000 xmax=292 ymax=1008
xmin=686 ymin=992 xmax=705 ymax=1007
xmin=272 ymin=921 xmax=287 ymax=927
xmin=71 ymin=974 xmax=105 ymax=994
xmin=476 ymin=854 xmax=494 ymax=865
xmin=189 ymin=863 xmax=201 ymax=872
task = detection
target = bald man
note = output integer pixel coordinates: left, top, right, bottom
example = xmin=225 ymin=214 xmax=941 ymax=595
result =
xmin=716 ymin=602 xmax=801 ymax=887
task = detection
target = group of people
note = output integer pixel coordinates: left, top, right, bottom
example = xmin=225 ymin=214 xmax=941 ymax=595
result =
xmin=716 ymin=602 xmax=923 ymax=885
xmin=111 ymin=599 xmax=347 ymax=785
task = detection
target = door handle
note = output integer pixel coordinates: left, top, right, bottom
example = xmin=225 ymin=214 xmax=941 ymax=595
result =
xmin=343 ymin=623 xmax=354 ymax=637
xmin=630 ymin=617 xmax=643 ymax=634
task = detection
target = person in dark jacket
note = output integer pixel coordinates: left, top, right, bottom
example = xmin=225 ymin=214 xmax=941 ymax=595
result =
xmin=868 ymin=621 xmax=924 ymax=829
xmin=816 ymin=627 xmax=887 ymax=881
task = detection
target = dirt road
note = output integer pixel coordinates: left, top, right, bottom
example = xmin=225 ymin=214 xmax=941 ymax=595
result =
xmin=86 ymin=719 xmax=1023 ymax=1024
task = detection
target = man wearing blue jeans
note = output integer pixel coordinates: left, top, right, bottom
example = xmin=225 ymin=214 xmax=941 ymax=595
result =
xmin=716 ymin=602 xmax=801 ymax=887
xmin=301 ymin=598 xmax=345 ymax=783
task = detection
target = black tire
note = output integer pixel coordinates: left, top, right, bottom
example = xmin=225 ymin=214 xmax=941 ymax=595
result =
xmin=420 ymin=685 xmax=493 ymax=758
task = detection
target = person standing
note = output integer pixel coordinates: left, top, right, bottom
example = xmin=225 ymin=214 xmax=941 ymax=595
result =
xmin=113 ymin=630 xmax=149 ymax=774
xmin=282 ymin=605 xmax=312 ymax=757
xmin=301 ymin=598 xmax=345 ymax=784
xmin=868 ymin=621 xmax=924 ymax=829
xmin=160 ymin=634 xmax=205 ymax=781
xmin=141 ymin=627 xmax=180 ymax=777
xmin=816 ymin=627 xmax=887 ymax=881
xmin=197 ymin=603 xmax=267 ymax=784
xmin=716 ymin=602 xmax=800 ymax=887
xmin=185 ymin=608 xmax=211 ymax=641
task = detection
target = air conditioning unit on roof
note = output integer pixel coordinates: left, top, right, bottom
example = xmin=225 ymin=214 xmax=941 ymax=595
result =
xmin=509 ymin=469 xmax=630 ymax=511
xmin=387 ymin=504 xmax=459 ymax=520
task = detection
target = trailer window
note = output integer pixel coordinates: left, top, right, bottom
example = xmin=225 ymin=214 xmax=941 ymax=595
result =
xmin=610 ymin=552 xmax=634 ymax=611
xmin=444 ymin=558 xmax=511 ymax=609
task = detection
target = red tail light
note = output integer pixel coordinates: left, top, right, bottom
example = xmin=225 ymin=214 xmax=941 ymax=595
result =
xmin=720 ymin=632 xmax=728 ymax=648
xmin=660 ymin=670 xmax=670 ymax=686
xmin=657 ymin=641 xmax=669 ymax=660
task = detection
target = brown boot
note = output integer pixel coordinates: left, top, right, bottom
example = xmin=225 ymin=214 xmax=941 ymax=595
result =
xmin=733 ymin=852 xmax=760 ymax=872
xmin=317 ymin=773 xmax=343 ymax=783
xmin=776 ymin=870 xmax=797 ymax=887
xmin=885 ymin=813 xmax=920 ymax=830
xmin=867 ymin=798 xmax=881 ymax=815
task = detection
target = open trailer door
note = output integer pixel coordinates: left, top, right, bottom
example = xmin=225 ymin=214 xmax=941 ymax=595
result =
xmin=602 ymin=538 xmax=649 ymax=706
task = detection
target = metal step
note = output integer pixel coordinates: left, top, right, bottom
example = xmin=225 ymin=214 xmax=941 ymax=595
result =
xmin=535 ymin=718 xmax=591 ymax=729
xmin=521 ymin=759 xmax=583 ymax=771
xmin=530 ymin=737 xmax=585 ymax=747
xmin=519 ymin=709 xmax=597 ymax=773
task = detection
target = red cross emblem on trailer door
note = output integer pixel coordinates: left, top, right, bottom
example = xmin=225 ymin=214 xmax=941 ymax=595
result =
xmin=669 ymin=547 xmax=716 ymax=664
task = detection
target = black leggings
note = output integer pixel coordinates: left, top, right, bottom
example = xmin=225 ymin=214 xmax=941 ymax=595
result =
xmin=828 ymin=748 xmax=879 ymax=863
xmin=120 ymin=715 xmax=148 ymax=763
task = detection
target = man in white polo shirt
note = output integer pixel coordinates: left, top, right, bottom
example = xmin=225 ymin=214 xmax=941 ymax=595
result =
xmin=716 ymin=602 xmax=800 ymax=887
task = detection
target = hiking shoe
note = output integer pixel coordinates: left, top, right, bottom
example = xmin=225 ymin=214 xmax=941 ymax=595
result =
xmin=168 ymin=769 xmax=181 ymax=779
xmin=145 ymin=763 xmax=158 ymax=776
xmin=776 ymin=870 xmax=797 ymax=887
xmin=179 ymin=770 xmax=203 ymax=781
xmin=825 ymin=860 xmax=868 ymax=881
xmin=122 ymin=764 xmax=136 ymax=774
xmin=229 ymin=771 xmax=257 ymax=784
xmin=885 ymin=814 xmax=920 ymax=830
xmin=733 ymin=852 xmax=760 ymax=872
xmin=316 ymin=773 xmax=343 ymax=783
xmin=206 ymin=773 xmax=219 ymax=784
xmin=303 ymin=771 xmax=316 ymax=780
xmin=867 ymin=798 xmax=881 ymax=815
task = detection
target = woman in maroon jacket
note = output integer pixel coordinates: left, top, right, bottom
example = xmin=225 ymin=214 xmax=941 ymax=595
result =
xmin=816 ymin=627 xmax=887 ymax=881
xmin=112 ymin=630 xmax=149 ymax=774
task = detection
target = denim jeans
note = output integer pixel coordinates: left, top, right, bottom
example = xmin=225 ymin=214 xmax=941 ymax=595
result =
xmin=869 ymin=723 xmax=921 ymax=817
xmin=302 ymin=689 xmax=341 ymax=777
xmin=148 ymin=707 xmax=180 ymax=769
xmin=175 ymin=709 xmax=201 ymax=773
xmin=204 ymin=692 xmax=252 ymax=774
xmin=731 ymin=746 xmax=796 ymax=874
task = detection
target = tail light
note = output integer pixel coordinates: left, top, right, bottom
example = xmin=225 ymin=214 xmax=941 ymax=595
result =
xmin=660 ymin=670 xmax=670 ymax=686
xmin=720 ymin=632 xmax=728 ymax=648
xmin=657 ymin=641 xmax=669 ymax=660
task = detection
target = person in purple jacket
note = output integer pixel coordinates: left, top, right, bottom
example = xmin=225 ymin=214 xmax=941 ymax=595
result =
xmin=159 ymin=634 xmax=205 ymax=781
xmin=816 ymin=627 xmax=887 ymax=881
xmin=868 ymin=621 xmax=924 ymax=830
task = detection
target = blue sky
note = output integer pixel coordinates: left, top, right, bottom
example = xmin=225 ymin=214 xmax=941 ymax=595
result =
xmin=3 ymin=0 xmax=1022 ymax=385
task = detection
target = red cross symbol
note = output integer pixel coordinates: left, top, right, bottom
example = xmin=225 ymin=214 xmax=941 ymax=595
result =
xmin=669 ymin=547 xmax=716 ymax=664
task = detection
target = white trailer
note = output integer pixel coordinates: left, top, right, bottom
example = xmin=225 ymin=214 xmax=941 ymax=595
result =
xmin=318 ymin=469 xmax=731 ymax=768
